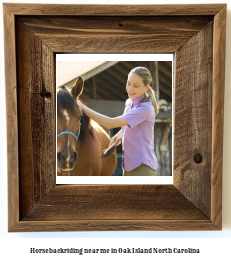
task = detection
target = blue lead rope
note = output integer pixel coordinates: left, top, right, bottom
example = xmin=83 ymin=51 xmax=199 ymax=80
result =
xmin=57 ymin=123 xmax=81 ymax=147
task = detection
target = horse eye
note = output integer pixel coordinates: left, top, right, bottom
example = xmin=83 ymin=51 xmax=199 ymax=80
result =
xmin=78 ymin=115 xmax=82 ymax=121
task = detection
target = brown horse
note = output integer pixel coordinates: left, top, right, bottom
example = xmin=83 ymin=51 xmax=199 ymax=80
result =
xmin=57 ymin=77 xmax=117 ymax=176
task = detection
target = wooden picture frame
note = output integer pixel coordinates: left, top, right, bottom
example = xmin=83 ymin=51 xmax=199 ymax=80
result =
xmin=4 ymin=4 xmax=226 ymax=231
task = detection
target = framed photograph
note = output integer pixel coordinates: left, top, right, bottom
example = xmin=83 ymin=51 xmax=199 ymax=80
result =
xmin=56 ymin=53 xmax=173 ymax=185
xmin=4 ymin=3 xmax=226 ymax=231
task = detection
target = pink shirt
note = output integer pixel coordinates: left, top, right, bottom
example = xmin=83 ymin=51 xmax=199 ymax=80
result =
xmin=121 ymin=94 xmax=158 ymax=171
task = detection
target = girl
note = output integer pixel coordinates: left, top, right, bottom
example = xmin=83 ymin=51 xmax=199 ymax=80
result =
xmin=79 ymin=66 xmax=159 ymax=176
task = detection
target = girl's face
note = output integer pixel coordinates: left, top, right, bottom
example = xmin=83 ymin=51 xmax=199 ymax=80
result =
xmin=126 ymin=73 xmax=149 ymax=100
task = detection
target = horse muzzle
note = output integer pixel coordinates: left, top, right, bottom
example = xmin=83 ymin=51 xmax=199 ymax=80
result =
xmin=57 ymin=151 xmax=77 ymax=172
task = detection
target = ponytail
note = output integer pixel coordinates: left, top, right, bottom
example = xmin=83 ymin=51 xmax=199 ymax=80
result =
xmin=144 ymin=86 xmax=159 ymax=115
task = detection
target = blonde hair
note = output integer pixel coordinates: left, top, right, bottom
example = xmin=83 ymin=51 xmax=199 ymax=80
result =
xmin=129 ymin=67 xmax=159 ymax=115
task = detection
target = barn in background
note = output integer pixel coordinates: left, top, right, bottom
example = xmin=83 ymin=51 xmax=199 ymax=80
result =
xmin=57 ymin=60 xmax=172 ymax=176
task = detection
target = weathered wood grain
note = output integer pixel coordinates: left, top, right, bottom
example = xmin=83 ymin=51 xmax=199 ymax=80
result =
xmin=3 ymin=3 xmax=225 ymax=16
xmin=11 ymin=220 xmax=219 ymax=232
xmin=16 ymin=20 xmax=40 ymax=217
xmin=16 ymin=19 xmax=56 ymax=218
xmin=41 ymin=96 xmax=56 ymax=196
xmin=14 ymin=185 xmax=219 ymax=231
xmin=22 ymin=185 xmax=207 ymax=222
xmin=3 ymin=4 xmax=19 ymax=231
xmin=18 ymin=16 xmax=213 ymax=53
xmin=211 ymin=5 xmax=226 ymax=228
xmin=174 ymin=22 xmax=213 ymax=218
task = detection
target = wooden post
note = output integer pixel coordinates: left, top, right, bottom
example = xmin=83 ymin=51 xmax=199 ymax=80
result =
xmin=160 ymin=123 xmax=172 ymax=176
xmin=92 ymin=76 xmax=97 ymax=99
xmin=150 ymin=61 xmax=159 ymax=101
xmin=154 ymin=61 xmax=159 ymax=101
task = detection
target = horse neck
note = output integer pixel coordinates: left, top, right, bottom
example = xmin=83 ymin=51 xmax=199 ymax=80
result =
xmin=79 ymin=113 xmax=94 ymax=142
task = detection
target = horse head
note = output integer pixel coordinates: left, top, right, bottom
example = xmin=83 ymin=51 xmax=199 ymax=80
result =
xmin=57 ymin=76 xmax=83 ymax=173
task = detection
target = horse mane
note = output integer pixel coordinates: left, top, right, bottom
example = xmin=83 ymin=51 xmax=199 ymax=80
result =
xmin=57 ymin=86 xmax=94 ymax=141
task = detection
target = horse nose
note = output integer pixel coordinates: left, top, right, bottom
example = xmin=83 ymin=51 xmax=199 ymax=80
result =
xmin=57 ymin=152 xmax=63 ymax=163
xmin=57 ymin=152 xmax=78 ymax=171
xmin=70 ymin=151 xmax=77 ymax=162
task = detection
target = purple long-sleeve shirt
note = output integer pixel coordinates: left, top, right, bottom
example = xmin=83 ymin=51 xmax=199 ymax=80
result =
xmin=121 ymin=94 xmax=158 ymax=171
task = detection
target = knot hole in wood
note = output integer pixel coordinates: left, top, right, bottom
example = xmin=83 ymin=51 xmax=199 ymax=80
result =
xmin=40 ymin=90 xmax=52 ymax=99
xmin=194 ymin=153 xmax=203 ymax=164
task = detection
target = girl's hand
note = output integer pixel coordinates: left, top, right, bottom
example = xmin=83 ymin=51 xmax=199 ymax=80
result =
xmin=109 ymin=130 xmax=122 ymax=146
xmin=100 ymin=130 xmax=122 ymax=158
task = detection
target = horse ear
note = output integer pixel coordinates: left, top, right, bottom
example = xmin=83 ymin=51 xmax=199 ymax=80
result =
xmin=71 ymin=76 xmax=83 ymax=99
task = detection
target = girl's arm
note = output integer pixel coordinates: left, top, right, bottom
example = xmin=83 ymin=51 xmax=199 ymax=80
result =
xmin=79 ymin=101 xmax=128 ymax=129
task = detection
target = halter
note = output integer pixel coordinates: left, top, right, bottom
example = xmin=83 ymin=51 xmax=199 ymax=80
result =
xmin=57 ymin=123 xmax=81 ymax=176
xmin=57 ymin=123 xmax=81 ymax=146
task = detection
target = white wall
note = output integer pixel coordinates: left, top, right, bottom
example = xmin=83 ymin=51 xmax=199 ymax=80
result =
xmin=0 ymin=0 xmax=230 ymax=260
